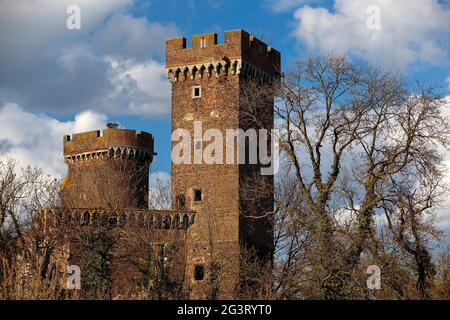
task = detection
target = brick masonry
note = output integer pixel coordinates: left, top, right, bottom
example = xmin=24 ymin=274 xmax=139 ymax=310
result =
xmin=168 ymin=29 xmax=279 ymax=299
xmin=51 ymin=29 xmax=280 ymax=300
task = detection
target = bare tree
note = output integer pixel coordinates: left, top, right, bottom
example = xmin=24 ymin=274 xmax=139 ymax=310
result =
xmin=0 ymin=158 xmax=66 ymax=299
xmin=240 ymin=54 xmax=450 ymax=299
xmin=148 ymin=173 xmax=171 ymax=210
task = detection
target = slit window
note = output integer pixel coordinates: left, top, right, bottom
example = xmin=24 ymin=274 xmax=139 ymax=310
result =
xmin=194 ymin=264 xmax=204 ymax=281
xmin=193 ymin=189 xmax=202 ymax=202
xmin=192 ymin=86 xmax=201 ymax=98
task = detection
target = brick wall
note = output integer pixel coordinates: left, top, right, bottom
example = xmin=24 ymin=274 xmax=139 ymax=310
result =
xmin=168 ymin=29 xmax=279 ymax=299
xmin=61 ymin=129 xmax=154 ymax=209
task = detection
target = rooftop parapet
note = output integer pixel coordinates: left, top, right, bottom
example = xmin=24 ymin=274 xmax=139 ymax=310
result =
xmin=63 ymin=128 xmax=154 ymax=160
xmin=166 ymin=29 xmax=281 ymax=77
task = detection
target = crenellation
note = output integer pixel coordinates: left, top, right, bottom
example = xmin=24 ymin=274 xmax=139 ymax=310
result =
xmin=64 ymin=128 xmax=154 ymax=156
xmin=166 ymin=36 xmax=187 ymax=50
xmin=166 ymin=30 xmax=280 ymax=77
xmin=192 ymin=33 xmax=217 ymax=48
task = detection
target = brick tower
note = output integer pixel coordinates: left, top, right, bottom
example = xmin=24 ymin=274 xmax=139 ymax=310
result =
xmin=166 ymin=30 xmax=280 ymax=298
xmin=61 ymin=128 xmax=154 ymax=209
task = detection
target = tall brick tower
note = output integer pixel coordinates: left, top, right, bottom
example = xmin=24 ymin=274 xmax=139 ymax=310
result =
xmin=61 ymin=128 xmax=154 ymax=209
xmin=166 ymin=30 xmax=280 ymax=298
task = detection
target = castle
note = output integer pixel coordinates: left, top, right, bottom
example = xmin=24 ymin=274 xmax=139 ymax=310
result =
xmin=44 ymin=29 xmax=281 ymax=299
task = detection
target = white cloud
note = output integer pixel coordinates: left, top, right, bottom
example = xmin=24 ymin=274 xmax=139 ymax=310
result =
xmin=94 ymin=58 xmax=171 ymax=116
xmin=92 ymin=13 xmax=178 ymax=61
xmin=293 ymin=0 xmax=450 ymax=69
xmin=72 ymin=111 xmax=108 ymax=133
xmin=0 ymin=103 xmax=107 ymax=178
xmin=0 ymin=103 xmax=171 ymax=207
xmin=0 ymin=0 xmax=178 ymax=116
xmin=0 ymin=0 xmax=133 ymax=68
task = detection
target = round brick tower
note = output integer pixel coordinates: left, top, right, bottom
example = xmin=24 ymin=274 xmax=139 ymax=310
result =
xmin=61 ymin=128 xmax=154 ymax=209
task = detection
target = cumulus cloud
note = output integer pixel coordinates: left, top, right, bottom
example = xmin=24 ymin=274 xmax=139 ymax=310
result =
xmin=0 ymin=103 xmax=107 ymax=178
xmin=292 ymin=0 xmax=450 ymax=69
xmin=72 ymin=110 xmax=109 ymax=133
xmin=92 ymin=13 xmax=178 ymax=61
xmin=0 ymin=0 xmax=179 ymax=116
xmin=92 ymin=58 xmax=171 ymax=116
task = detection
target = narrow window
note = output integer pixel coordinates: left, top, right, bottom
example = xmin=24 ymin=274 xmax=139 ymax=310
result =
xmin=82 ymin=211 xmax=90 ymax=225
xmin=200 ymin=38 xmax=206 ymax=48
xmin=193 ymin=189 xmax=202 ymax=202
xmin=192 ymin=86 xmax=201 ymax=98
xmin=194 ymin=264 xmax=204 ymax=281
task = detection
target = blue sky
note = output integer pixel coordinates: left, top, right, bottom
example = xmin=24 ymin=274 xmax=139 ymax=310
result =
xmin=0 ymin=0 xmax=450 ymax=238
xmin=119 ymin=0 xmax=449 ymax=174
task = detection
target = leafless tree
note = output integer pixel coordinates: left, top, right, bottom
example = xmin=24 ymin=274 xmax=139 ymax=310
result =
xmin=0 ymin=158 xmax=66 ymax=299
xmin=240 ymin=54 xmax=450 ymax=299
xmin=148 ymin=173 xmax=171 ymax=210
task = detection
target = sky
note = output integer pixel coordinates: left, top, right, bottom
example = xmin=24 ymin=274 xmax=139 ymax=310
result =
xmin=0 ymin=0 xmax=450 ymax=240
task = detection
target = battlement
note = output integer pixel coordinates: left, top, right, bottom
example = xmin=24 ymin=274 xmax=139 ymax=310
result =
xmin=64 ymin=128 xmax=154 ymax=162
xmin=42 ymin=208 xmax=196 ymax=231
xmin=166 ymin=29 xmax=280 ymax=81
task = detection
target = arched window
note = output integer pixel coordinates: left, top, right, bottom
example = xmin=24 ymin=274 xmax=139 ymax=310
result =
xmin=91 ymin=211 xmax=99 ymax=226
xmin=82 ymin=211 xmax=90 ymax=225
